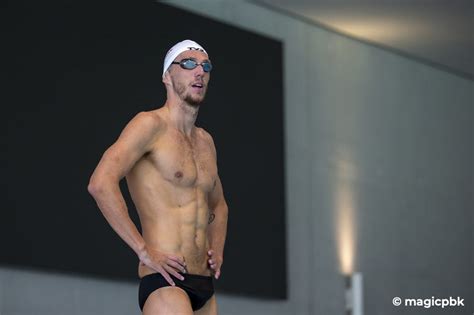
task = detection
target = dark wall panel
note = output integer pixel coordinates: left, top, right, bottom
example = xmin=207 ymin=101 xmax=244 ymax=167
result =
xmin=3 ymin=1 xmax=286 ymax=299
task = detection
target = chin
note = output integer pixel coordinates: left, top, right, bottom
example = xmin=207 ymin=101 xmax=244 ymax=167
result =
xmin=185 ymin=94 xmax=206 ymax=107
xmin=185 ymin=98 xmax=202 ymax=107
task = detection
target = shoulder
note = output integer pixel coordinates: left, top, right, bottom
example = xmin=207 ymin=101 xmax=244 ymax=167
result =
xmin=197 ymin=127 xmax=214 ymax=144
xmin=131 ymin=110 xmax=164 ymax=129
xmin=123 ymin=110 xmax=165 ymax=137
xmin=197 ymin=127 xmax=216 ymax=153
xmin=113 ymin=110 xmax=167 ymax=150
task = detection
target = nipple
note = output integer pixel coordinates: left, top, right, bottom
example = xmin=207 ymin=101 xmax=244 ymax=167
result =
xmin=175 ymin=171 xmax=183 ymax=178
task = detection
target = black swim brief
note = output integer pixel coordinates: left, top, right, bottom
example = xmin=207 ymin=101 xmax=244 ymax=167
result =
xmin=138 ymin=272 xmax=214 ymax=311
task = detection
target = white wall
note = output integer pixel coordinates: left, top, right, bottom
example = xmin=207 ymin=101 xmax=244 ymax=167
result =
xmin=2 ymin=1 xmax=472 ymax=314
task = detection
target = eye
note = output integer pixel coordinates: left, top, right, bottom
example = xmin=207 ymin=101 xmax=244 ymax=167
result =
xmin=202 ymin=62 xmax=213 ymax=72
xmin=181 ymin=59 xmax=197 ymax=69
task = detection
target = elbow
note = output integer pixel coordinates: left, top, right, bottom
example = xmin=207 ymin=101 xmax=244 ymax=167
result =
xmin=87 ymin=174 xmax=108 ymax=197
xmin=87 ymin=178 xmax=101 ymax=197
xmin=88 ymin=172 xmax=119 ymax=197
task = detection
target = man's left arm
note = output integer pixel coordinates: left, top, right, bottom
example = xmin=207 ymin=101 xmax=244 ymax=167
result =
xmin=207 ymin=175 xmax=228 ymax=279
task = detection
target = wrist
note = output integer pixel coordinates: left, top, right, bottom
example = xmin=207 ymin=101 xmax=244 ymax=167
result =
xmin=136 ymin=243 xmax=148 ymax=261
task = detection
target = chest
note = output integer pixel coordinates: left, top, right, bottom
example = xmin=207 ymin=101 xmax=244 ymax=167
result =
xmin=148 ymin=131 xmax=217 ymax=191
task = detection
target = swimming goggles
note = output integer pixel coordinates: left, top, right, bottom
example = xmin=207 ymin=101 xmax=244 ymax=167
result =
xmin=171 ymin=58 xmax=213 ymax=73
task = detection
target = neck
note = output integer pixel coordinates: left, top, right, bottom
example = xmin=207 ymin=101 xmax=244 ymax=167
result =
xmin=164 ymin=98 xmax=199 ymax=136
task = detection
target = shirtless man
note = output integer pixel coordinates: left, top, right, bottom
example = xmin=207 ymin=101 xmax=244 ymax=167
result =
xmin=87 ymin=40 xmax=228 ymax=314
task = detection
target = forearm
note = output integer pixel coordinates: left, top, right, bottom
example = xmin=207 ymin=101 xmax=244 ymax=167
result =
xmin=207 ymin=202 xmax=228 ymax=257
xmin=89 ymin=182 xmax=146 ymax=259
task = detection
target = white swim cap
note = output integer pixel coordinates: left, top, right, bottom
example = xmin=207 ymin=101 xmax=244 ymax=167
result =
xmin=162 ymin=39 xmax=208 ymax=78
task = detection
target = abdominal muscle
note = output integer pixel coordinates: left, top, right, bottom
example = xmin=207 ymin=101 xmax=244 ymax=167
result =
xmin=137 ymin=202 xmax=212 ymax=278
xmin=126 ymin=166 xmax=213 ymax=279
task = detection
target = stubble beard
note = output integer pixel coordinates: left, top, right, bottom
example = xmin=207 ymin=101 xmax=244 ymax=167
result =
xmin=173 ymin=80 xmax=207 ymax=108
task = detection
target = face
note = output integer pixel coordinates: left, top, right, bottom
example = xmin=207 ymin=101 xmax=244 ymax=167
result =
xmin=167 ymin=50 xmax=211 ymax=107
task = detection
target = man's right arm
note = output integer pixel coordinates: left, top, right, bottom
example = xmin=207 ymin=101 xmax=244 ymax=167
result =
xmin=87 ymin=112 xmax=185 ymax=284
xmin=88 ymin=112 xmax=158 ymax=257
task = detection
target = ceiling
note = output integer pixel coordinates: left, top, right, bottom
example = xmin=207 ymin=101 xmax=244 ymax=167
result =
xmin=253 ymin=0 xmax=473 ymax=80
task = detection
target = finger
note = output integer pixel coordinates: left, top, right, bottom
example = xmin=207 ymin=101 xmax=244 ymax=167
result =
xmin=208 ymin=259 xmax=213 ymax=265
xmin=158 ymin=268 xmax=176 ymax=286
xmin=167 ymin=258 xmax=187 ymax=273
xmin=215 ymin=269 xmax=221 ymax=280
xmin=167 ymin=255 xmax=186 ymax=267
xmin=164 ymin=265 xmax=185 ymax=281
xmin=207 ymin=249 xmax=214 ymax=256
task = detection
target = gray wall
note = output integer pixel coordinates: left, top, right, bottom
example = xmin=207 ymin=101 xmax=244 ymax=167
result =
xmin=2 ymin=1 xmax=472 ymax=314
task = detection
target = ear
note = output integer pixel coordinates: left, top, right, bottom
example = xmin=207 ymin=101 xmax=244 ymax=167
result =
xmin=162 ymin=71 xmax=172 ymax=86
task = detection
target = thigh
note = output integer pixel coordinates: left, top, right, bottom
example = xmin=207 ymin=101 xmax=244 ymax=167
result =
xmin=194 ymin=294 xmax=217 ymax=315
xmin=143 ymin=286 xmax=193 ymax=315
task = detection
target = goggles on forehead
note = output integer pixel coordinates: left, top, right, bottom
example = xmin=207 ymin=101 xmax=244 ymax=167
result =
xmin=171 ymin=58 xmax=213 ymax=73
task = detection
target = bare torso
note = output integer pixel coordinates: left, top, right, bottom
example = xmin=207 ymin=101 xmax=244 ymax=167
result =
xmin=125 ymin=108 xmax=218 ymax=278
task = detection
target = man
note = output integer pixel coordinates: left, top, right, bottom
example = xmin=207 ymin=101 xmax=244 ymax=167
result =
xmin=88 ymin=39 xmax=228 ymax=315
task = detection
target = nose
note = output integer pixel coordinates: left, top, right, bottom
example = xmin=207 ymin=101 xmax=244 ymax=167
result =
xmin=194 ymin=65 xmax=205 ymax=77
